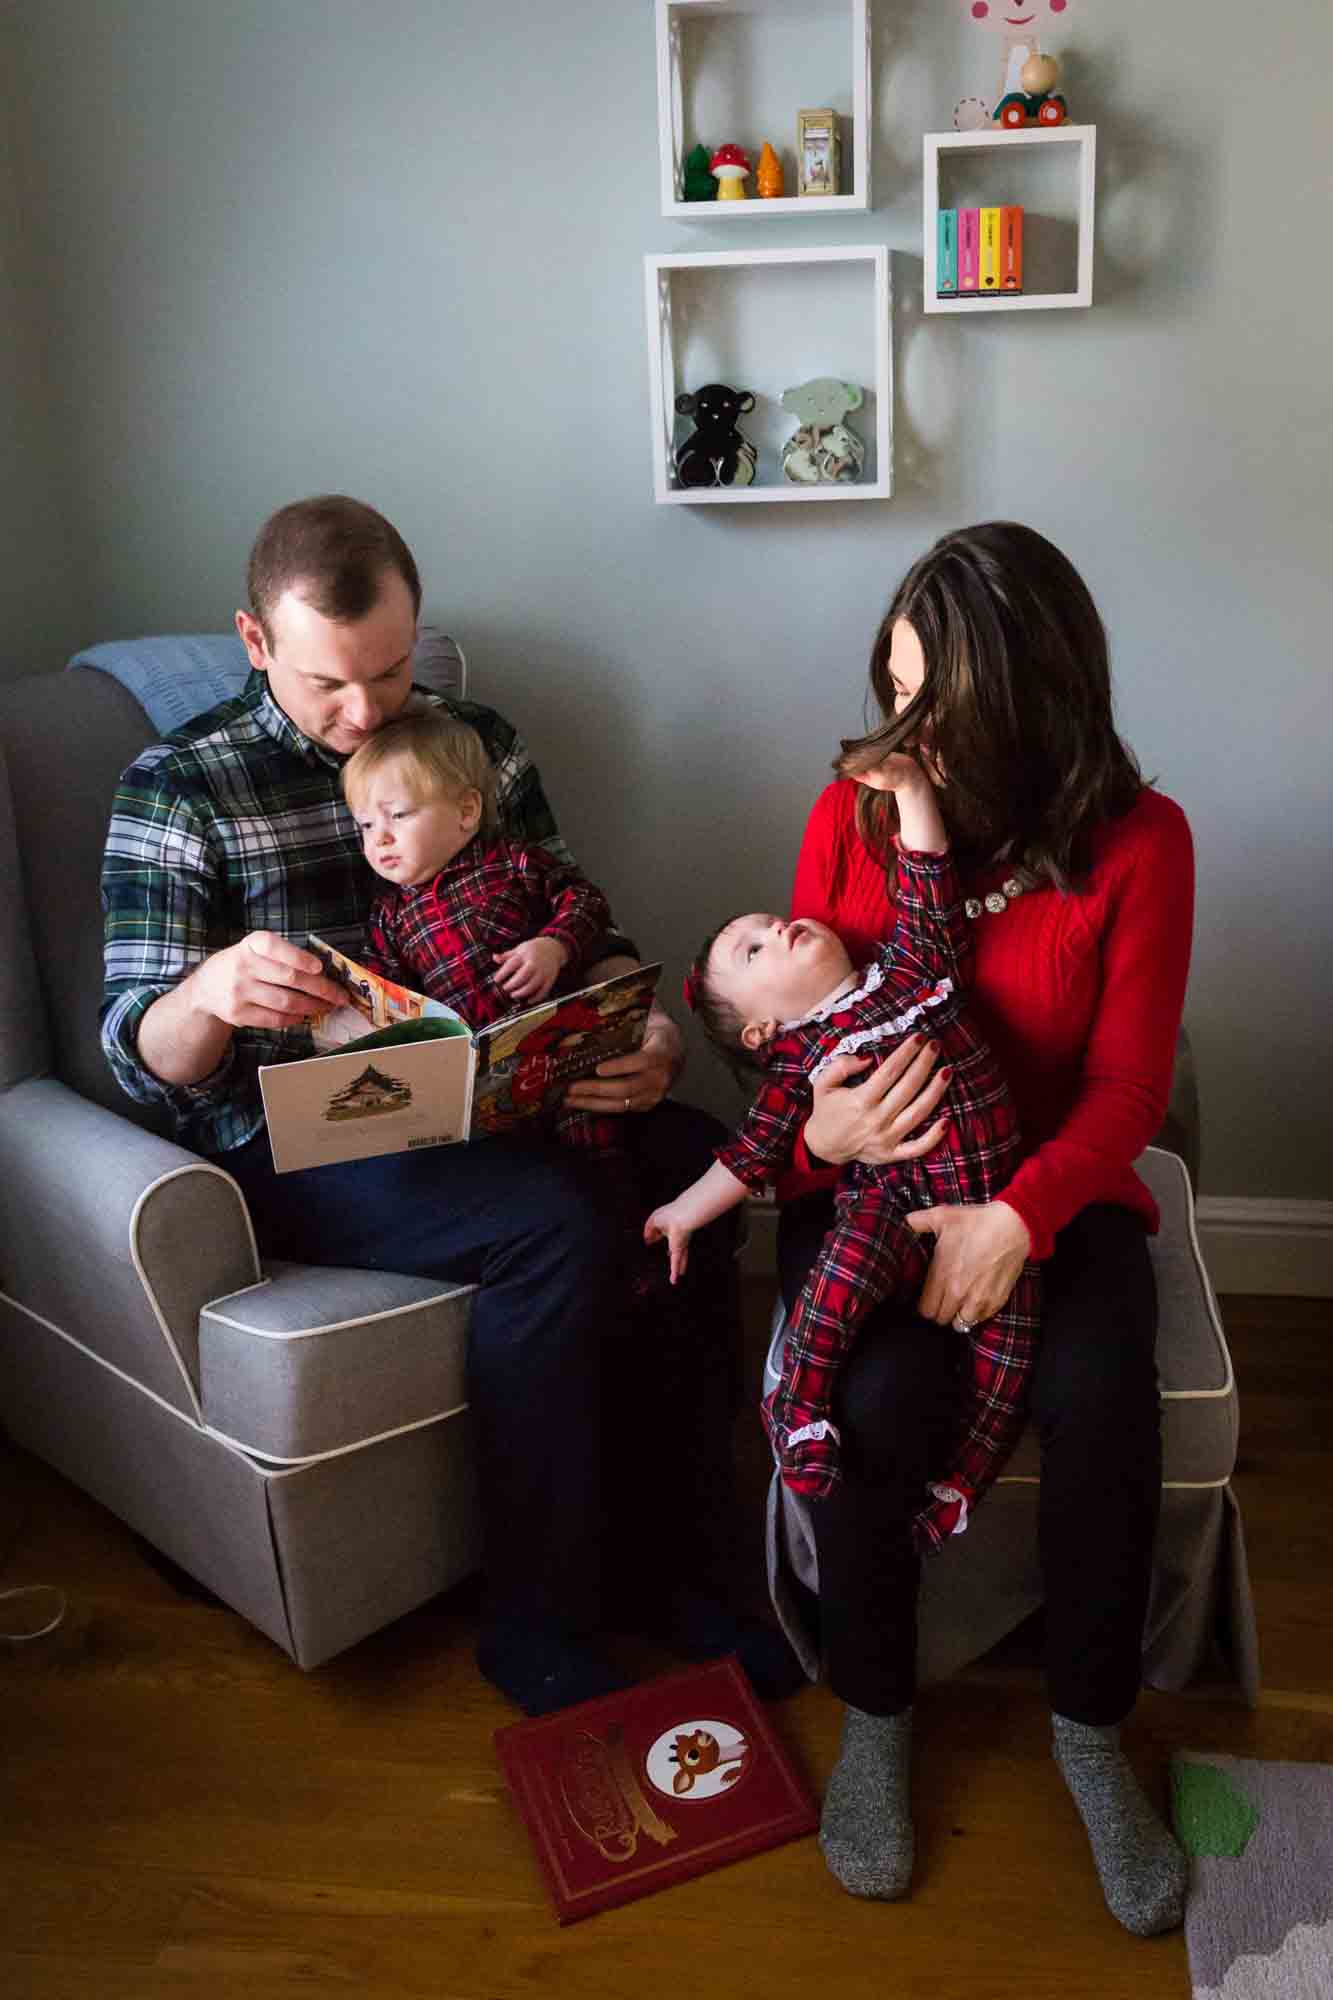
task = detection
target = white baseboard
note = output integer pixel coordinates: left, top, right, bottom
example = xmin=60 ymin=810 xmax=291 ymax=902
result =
xmin=1194 ymin=1197 xmax=1333 ymax=1299
xmin=743 ymin=1197 xmax=1333 ymax=1299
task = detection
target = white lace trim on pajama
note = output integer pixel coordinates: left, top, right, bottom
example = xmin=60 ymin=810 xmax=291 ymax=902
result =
xmin=801 ymin=976 xmax=956 ymax=1083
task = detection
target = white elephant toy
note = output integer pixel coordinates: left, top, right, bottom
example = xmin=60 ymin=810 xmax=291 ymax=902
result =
xmin=780 ymin=377 xmax=865 ymax=485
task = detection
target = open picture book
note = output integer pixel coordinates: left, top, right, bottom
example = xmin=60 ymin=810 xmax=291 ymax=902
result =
xmin=257 ymin=935 xmax=661 ymax=1174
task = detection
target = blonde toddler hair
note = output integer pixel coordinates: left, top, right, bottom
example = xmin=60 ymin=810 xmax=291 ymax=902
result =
xmin=341 ymin=709 xmax=499 ymax=840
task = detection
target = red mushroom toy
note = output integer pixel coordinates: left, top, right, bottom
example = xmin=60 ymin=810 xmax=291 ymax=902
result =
xmin=709 ymin=143 xmax=752 ymax=201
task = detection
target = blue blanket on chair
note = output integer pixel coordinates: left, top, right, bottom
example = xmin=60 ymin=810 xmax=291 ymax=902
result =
xmin=67 ymin=634 xmax=251 ymax=735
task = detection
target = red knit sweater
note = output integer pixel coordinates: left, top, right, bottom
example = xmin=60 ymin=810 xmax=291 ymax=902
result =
xmin=785 ymin=782 xmax=1195 ymax=1260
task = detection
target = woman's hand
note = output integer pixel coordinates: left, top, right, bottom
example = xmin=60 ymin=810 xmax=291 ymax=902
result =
xmin=560 ymin=1005 xmax=682 ymax=1118
xmin=802 ymin=1034 xmax=950 ymax=1169
xmin=905 ymin=1200 xmax=1032 ymax=1327
xmin=852 ymin=750 xmax=948 ymax=854
xmin=850 ymin=752 xmax=930 ymax=795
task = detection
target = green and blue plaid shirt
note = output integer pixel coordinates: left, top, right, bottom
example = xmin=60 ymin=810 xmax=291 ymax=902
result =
xmin=100 ymin=670 xmax=619 ymax=1155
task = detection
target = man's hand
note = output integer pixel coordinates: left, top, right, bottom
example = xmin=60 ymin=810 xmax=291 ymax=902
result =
xmin=643 ymin=1202 xmax=693 ymax=1285
xmin=802 ymin=1034 xmax=949 ymax=1169
xmin=494 ymin=935 xmax=569 ymax=1004
xmin=561 ymin=1004 xmax=683 ymax=1118
xmin=136 ymin=932 xmax=348 ymax=1090
xmin=185 ymin=933 xmax=346 ymax=1032
xmin=906 ymin=1200 xmax=1031 ymax=1327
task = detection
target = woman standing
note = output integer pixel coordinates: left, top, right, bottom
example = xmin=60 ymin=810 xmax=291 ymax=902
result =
xmin=781 ymin=521 xmax=1192 ymax=1934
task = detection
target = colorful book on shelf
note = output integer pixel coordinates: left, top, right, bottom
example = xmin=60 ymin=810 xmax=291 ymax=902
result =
xmin=495 ymin=1656 xmax=818 ymax=1924
xmin=1000 ymin=204 xmax=1024 ymax=292
xmin=937 ymin=206 xmax=958 ymax=294
xmin=957 ymin=206 xmax=980 ymax=294
xmin=257 ymin=938 xmax=660 ymax=1174
xmin=979 ymin=205 xmax=1001 ymax=293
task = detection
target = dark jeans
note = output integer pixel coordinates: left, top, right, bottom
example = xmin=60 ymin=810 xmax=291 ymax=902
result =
xmin=778 ymin=1198 xmax=1160 ymax=1725
xmin=219 ymin=1100 xmax=740 ymax=1636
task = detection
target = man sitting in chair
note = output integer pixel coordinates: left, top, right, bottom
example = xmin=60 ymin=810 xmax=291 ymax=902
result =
xmin=100 ymin=493 xmax=802 ymax=1715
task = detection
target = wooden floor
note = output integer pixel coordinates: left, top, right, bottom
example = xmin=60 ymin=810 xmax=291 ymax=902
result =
xmin=2 ymin=1290 xmax=1330 ymax=2000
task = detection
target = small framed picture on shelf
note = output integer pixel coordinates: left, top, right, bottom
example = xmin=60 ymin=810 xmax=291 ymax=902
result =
xmin=797 ymin=110 xmax=840 ymax=197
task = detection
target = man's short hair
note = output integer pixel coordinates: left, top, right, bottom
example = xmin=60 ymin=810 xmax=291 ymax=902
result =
xmin=247 ymin=495 xmax=422 ymax=644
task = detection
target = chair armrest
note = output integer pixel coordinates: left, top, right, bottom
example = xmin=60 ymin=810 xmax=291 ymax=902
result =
xmin=0 ymin=1077 xmax=259 ymax=1414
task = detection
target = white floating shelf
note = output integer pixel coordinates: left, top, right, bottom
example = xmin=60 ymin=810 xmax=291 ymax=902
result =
xmin=923 ymin=124 xmax=1096 ymax=313
xmin=644 ymin=244 xmax=892 ymax=505
xmin=655 ymin=0 xmax=871 ymax=218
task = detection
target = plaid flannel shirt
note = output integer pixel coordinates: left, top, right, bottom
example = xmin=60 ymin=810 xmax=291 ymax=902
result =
xmin=364 ymin=838 xmax=612 ymax=1029
xmin=100 ymin=671 xmax=627 ymax=1154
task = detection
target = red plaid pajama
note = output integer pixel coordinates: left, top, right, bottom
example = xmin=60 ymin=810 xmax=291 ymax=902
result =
xmin=363 ymin=835 xmax=621 ymax=1155
xmin=721 ymin=845 xmax=1042 ymax=1540
xmin=760 ymin=1179 xmax=1040 ymax=1547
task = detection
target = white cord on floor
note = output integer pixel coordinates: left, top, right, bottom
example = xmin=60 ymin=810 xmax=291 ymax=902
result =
xmin=0 ymin=1584 xmax=67 ymax=1641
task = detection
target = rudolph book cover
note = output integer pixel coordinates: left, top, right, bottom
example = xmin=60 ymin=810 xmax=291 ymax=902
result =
xmin=494 ymin=1656 xmax=818 ymax=1924
xmin=258 ymin=938 xmax=660 ymax=1173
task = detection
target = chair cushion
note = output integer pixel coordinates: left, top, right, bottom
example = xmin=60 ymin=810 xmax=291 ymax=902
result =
xmin=993 ymin=1148 xmax=1234 ymax=1485
xmin=1 ymin=670 xmax=161 ymax=1121
xmin=199 ymin=1262 xmax=475 ymax=1463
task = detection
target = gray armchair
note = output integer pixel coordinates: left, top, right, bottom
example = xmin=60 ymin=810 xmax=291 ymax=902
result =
xmin=0 ymin=653 xmax=482 ymax=1669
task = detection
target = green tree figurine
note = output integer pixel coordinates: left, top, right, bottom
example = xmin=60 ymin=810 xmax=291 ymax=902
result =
xmin=682 ymin=143 xmax=716 ymax=200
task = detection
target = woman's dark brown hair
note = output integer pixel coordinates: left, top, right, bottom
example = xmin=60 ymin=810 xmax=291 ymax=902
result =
xmin=839 ymin=521 xmax=1143 ymax=890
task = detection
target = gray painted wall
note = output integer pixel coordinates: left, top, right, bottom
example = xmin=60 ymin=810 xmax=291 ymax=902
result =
xmin=0 ymin=6 xmax=87 ymax=669
xmin=2 ymin=0 xmax=1329 ymax=1204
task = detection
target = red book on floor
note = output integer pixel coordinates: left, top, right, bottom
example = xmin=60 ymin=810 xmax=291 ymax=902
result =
xmin=494 ymin=1655 xmax=818 ymax=1923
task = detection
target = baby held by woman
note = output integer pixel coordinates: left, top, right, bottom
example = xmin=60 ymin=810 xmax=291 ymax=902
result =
xmin=645 ymin=752 xmax=1041 ymax=1548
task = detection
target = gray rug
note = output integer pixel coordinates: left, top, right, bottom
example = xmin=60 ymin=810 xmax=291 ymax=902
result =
xmin=1172 ymin=1753 xmax=1333 ymax=1999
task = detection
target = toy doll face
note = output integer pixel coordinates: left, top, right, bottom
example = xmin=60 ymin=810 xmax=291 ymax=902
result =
xmin=710 ymin=914 xmax=855 ymax=1043
xmin=350 ymin=753 xmax=481 ymax=887
xmin=964 ymin=0 xmax=1068 ymax=34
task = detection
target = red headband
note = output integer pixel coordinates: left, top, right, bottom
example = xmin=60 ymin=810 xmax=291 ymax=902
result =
xmin=682 ymin=965 xmax=702 ymax=1013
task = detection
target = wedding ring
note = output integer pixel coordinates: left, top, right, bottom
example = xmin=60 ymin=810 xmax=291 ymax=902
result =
xmin=952 ymin=1314 xmax=977 ymax=1333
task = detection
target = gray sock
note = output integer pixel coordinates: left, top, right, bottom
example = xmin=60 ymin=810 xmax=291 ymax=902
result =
xmin=1052 ymin=1713 xmax=1188 ymax=1936
xmin=818 ymin=1704 xmax=914 ymax=1901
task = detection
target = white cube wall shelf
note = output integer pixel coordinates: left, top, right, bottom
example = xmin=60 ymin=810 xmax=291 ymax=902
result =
xmin=923 ymin=125 xmax=1096 ymax=312
xmin=644 ymin=244 xmax=892 ymax=505
xmin=655 ymin=0 xmax=871 ymax=219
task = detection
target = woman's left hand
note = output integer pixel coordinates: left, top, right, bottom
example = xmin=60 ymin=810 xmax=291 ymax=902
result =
xmin=905 ymin=1200 xmax=1032 ymax=1327
xmin=560 ymin=1007 xmax=683 ymax=1118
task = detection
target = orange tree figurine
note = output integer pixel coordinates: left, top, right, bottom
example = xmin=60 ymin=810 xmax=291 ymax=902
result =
xmin=756 ymin=142 xmax=784 ymax=198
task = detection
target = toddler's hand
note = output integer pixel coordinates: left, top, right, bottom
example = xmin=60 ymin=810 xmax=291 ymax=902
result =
xmin=494 ymin=935 xmax=570 ymax=1004
xmin=643 ymin=1205 xmax=692 ymax=1286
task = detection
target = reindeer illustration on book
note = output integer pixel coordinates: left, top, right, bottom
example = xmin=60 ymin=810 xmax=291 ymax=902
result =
xmin=954 ymin=0 xmax=1072 ymax=132
xmin=645 ymin=1719 xmax=753 ymax=1800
